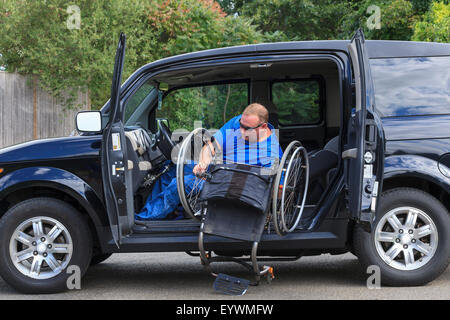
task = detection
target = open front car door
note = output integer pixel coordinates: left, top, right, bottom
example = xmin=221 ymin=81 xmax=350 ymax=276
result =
xmin=101 ymin=33 xmax=134 ymax=247
xmin=345 ymin=29 xmax=385 ymax=232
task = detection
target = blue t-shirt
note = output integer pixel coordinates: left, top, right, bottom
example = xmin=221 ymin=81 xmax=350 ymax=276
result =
xmin=213 ymin=115 xmax=283 ymax=168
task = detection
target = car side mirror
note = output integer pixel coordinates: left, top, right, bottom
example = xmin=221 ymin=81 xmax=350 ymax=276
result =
xmin=76 ymin=111 xmax=102 ymax=133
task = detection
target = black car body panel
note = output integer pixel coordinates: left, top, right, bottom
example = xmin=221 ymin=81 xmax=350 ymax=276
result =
xmin=382 ymin=115 xmax=450 ymax=141
xmin=0 ymin=136 xmax=100 ymax=163
xmin=105 ymin=219 xmax=350 ymax=254
xmin=384 ymin=154 xmax=450 ymax=193
xmin=0 ymin=136 xmax=112 ymax=248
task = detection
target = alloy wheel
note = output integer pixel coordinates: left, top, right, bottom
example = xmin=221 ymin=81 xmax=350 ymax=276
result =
xmin=374 ymin=206 xmax=438 ymax=271
xmin=9 ymin=216 xmax=73 ymax=279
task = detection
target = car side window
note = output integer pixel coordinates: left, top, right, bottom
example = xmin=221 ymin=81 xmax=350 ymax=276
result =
xmin=123 ymin=80 xmax=155 ymax=127
xmin=370 ymin=56 xmax=450 ymax=117
xmin=271 ymin=79 xmax=322 ymax=125
xmin=157 ymin=82 xmax=249 ymax=131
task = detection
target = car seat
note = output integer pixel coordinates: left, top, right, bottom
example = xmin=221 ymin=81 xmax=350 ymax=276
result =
xmin=307 ymin=136 xmax=339 ymax=203
xmin=124 ymin=129 xmax=153 ymax=193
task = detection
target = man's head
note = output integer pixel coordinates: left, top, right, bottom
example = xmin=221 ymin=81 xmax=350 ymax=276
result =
xmin=239 ymin=103 xmax=270 ymax=142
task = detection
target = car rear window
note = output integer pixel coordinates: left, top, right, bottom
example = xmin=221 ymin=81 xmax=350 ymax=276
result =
xmin=271 ymin=79 xmax=322 ymax=125
xmin=370 ymin=56 xmax=450 ymax=117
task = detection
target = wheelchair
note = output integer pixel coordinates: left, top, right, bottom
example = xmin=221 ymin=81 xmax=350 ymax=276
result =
xmin=176 ymin=128 xmax=309 ymax=295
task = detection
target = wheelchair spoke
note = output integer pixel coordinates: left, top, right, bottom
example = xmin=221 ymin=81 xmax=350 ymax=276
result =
xmin=187 ymin=178 xmax=203 ymax=209
xmin=177 ymin=128 xmax=223 ymax=219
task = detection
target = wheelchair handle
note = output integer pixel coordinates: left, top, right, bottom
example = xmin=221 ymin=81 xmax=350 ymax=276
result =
xmin=210 ymin=166 xmax=273 ymax=182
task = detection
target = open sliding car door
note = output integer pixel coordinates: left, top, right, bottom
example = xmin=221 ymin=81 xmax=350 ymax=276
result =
xmin=344 ymin=29 xmax=385 ymax=232
xmin=101 ymin=33 xmax=134 ymax=247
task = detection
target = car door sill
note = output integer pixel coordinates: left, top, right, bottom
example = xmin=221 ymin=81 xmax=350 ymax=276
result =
xmin=133 ymin=219 xmax=201 ymax=234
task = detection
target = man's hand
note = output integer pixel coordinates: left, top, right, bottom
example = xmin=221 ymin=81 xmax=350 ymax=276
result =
xmin=193 ymin=139 xmax=217 ymax=177
xmin=193 ymin=162 xmax=207 ymax=176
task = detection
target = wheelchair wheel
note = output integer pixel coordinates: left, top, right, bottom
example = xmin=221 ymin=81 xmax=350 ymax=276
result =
xmin=272 ymin=140 xmax=309 ymax=236
xmin=176 ymin=128 xmax=222 ymax=220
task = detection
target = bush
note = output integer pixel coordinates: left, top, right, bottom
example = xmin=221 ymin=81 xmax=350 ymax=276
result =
xmin=412 ymin=1 xmax=449 ymax=43
xmin=338 ymin=0 xmax=418 ymax=40
xmin=0 ymin=0 xmax=262 ymax=109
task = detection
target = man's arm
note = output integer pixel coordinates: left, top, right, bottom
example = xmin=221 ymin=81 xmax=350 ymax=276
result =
xmin=192 ymin=116 xmax=238 ymax=176
xmin=193 ymin=140 xmax=218 ymax=176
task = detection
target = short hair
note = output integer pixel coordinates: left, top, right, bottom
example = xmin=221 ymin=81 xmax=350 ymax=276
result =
xmin=242 ymin=103 xmax=269 ymax=123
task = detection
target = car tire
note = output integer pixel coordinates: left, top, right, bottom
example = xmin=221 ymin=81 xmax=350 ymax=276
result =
xmin=354 ymin=187 xmax=450 ymax=286
xmin=90 ymin=253 xmax=113 ymax=266
xmin=0 ymin=197 xmax=93 ymax=293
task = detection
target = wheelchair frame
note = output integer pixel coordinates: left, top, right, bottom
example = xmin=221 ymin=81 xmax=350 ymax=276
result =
xmin=197 ymin=164 xmax=276 ymax=288
xmin=176 ymin=129 xmax=309 ymax=293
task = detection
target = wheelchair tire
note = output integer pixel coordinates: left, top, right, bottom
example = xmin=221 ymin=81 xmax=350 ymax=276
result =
xmin=272 ymin=141 xmax=310 ymax=236
xmin=176 ymin=128 xmax=222 ymax=219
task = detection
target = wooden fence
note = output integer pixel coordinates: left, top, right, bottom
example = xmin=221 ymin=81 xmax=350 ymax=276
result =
xmin=0 ymin=71 xmax=90 ymax=149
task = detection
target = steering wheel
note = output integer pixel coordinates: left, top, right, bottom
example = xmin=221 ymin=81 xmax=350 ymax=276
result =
xmin=156 ymin=121 xmax=177 ymax=161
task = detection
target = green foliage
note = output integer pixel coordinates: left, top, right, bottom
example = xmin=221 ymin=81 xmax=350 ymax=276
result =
xmin=0 ymin=0 xmax=262 ymax=109
xmin=412 ymin=1 xmax=450 ymax=42
xmin=124 ymin=82 xmax=155 ymax=123
xmin=338 ymin=0 xmax=419 ymax=40
xmin=411 ymin=0 xmax=433 ymax=13
xmin=155 ymin=79 xmax=321 ymax=132
xmin=145 ymin=0 xmax=261 ymax=57
xmin=219 ymin=0 xmax=444 ymax=42
xmin=272 ymin=81 xmax=320 ymax=125
xmin=158 ymin=83 xmax=248 ymax=131
xmin=1 ymin=0 xmax=447 ymax=122
xmin=223 ymin=0 xmax=354 ymax=41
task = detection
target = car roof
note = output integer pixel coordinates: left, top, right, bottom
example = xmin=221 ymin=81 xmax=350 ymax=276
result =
xmin=256 ymin=40 xmax=450 ymax=58
xmin=107 ymin=40 xmax=449 ymax=112
xmin=141 ymin=40 xmax=450 ymax=70
xmin=365 ymin=40 xmax=450 ymax=58
xmin=120 ymin=40 xmax=448 ymax=89
xmin=122 ymin=40 xmax=446 ymax=84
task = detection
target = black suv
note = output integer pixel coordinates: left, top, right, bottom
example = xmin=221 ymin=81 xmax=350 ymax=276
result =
xmin=0 ymin=30 xmax=449 ymax=293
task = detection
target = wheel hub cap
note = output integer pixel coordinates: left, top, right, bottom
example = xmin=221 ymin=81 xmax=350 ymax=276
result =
xmin=399 ymin=234 xmax=412 ymax=245
xmin=374 ymin=206 xmax=438 ymax=271
xmin=36 ymin=242 xmax=47 ymax=254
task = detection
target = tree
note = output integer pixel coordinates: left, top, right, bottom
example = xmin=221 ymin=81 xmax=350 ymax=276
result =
xmin=218 ymin=0 xmax=354 ymax=41
xmin=0 ymin=0 xmax=263 ymax=109
xmin=219 ymin=0 xmax=436 ymax=41
xmin=411 ymin=0 xmax=434 ymax=14
xmin=412 ymin=1 xmax=449 ymax=42
xmin=338 ymin=0 xmax=419 ymax=40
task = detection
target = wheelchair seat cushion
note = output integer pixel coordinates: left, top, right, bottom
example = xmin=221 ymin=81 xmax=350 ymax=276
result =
xmin=199 ymin=163 xmax=274 ymax=214
xmin=202 ymin=199 xmax=268 ymax=242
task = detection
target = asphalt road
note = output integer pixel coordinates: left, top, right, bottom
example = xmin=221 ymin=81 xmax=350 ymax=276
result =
xmin=0 ymin=252 xmax=448 ymax=300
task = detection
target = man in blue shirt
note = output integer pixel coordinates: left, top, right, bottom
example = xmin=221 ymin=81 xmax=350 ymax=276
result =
xmin=136 ymin=103 xmax=282 ymax=220
xmin=193 ymin=103 xmax=282 ymax=175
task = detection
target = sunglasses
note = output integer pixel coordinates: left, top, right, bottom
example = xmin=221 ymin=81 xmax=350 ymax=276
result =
xmin=239 ymin=119 xmax=266 ymax=131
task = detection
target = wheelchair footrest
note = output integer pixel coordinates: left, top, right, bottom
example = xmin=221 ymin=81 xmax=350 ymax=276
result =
xmin=213 ymin=273 xmax=250 ymax=296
